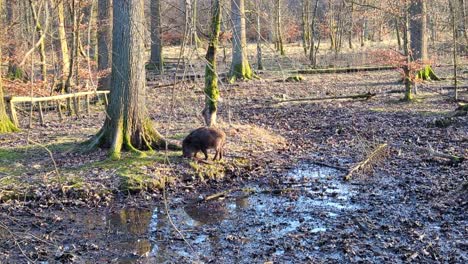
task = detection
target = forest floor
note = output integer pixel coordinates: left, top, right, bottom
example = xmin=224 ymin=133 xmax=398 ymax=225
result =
xmin=0 ymin=67 xmax=467 ymax=263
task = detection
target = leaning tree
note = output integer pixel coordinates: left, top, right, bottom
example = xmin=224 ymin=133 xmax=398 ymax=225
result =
xmin=86 ymin=0 xmax=174 ymax=159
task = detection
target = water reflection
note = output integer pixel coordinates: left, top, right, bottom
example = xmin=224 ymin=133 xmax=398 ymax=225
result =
xmin=100 ymin=163 xmax=358 ymax=262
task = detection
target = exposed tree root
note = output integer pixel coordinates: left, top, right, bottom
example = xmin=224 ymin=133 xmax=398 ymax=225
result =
xmin=83 ymin=121 xmax=180 ymax=159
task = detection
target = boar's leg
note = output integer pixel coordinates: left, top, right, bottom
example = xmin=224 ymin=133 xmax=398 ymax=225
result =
xmin=213 ymin=149 xmax=219 ymax=161
xmin=202 ymin=149 xmax=209 ymax=160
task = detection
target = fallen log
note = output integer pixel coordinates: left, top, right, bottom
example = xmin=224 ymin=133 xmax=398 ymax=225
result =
xmin=415 ymin=145 xmax=465 ymax=165
xmin=296 ymin=65 xmax=395 ymax=75
xmin=344 ymin=143 xmax=388 ymax=181
xmin=274 ymin=92 xmax=376 ymax=104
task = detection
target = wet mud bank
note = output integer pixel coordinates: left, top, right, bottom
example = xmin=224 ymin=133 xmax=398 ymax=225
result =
xmin=39 ymin=163 xmax=465 ymax=263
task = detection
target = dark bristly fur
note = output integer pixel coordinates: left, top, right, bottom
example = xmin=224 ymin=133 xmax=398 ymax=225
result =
xmin=182 ymin=127 xmax=226 ymax=160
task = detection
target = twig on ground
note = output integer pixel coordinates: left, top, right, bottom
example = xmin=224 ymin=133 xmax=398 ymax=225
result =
xmin=344 ymin=143 xmax=388 ymax=181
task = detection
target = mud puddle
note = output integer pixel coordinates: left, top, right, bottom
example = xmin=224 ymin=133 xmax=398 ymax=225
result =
xmin=92 ymin=163 xmax=362 ymax=263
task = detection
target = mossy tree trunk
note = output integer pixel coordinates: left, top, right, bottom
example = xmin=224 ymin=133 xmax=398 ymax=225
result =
xmin=0 ymin=0 xmax=16 ymax=132
xmin=150 ymin=0 xmax=164 ymax=73
xmin=87 ymin=0 xmax=171 ymax=159
xmin=0 ymin=46 xmax=18 ymax=133
xmin=410 ymin=0 xmax=439 ymax=81
xmin=229 ymin=0 xmax=253 ymax=81
xmin=0 ymin=79 xmax=17 ymax=133
xmin=97 ymin=0 xmax=112 ymax=90
xmin=203 ymin=0 xmax=221 ymax=127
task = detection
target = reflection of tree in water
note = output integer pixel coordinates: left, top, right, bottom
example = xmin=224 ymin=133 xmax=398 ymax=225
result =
xmin=108 ymin=208 xmax=153 ymax=256
xmin=184 ymin=200 xmax=228 ymax=225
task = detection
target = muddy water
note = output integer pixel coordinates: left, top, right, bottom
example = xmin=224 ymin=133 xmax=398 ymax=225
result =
xmin=95 ymin=164 xmax=362 ymax=263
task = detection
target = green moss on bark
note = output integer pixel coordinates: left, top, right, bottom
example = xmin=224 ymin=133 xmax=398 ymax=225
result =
xmin=417 ymin=65 xmax=440 ymax=81
xmin=229 ymin=62 xmax=253 ymax=83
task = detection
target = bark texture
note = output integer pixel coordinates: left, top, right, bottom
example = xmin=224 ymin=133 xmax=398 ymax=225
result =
xmin=410 ymin=0 xmax=439 ymax=80
xmin=55 ymin=0 xmax=70 ymax=89
xmin=229 ymin=0 xmax=253 ymax=81
xmin=150 ymin=0 xmax=164 ymax=73
xmin=0 ymin=45 xmax=18 ymax=133
xmin=203 ymin=0 xmax=221 ymax=127
xmin=88 ymin=0 xmax=171 ymax=158
xmin=98 ymin=0 xmax=112 ymax=90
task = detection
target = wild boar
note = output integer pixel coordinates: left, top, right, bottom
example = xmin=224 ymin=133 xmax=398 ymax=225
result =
xmin=182 ymin=127 xmax=226 ymax=160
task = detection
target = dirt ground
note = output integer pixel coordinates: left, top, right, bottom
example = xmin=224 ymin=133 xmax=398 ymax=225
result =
xmin=0 ymin=67 xmax=467 ymax=263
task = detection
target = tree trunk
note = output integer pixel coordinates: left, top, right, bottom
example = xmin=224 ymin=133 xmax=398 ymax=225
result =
xmin=54 ymin=0 xmax=70 ymax=91
xmin=190 ymin=0 xmax=201 ymax=47
xmin=459 ymin=0 xmax=468 ymax=46
xmin=0 ymin=0 xmax=17 ymax=132
xmin=229 ymin=0 xmax=253 ymax=81
xmin=150 ymin=0 xmax=164 ymax=73
xmin=410 ymin=0 xmax=427 ymax=60
xmin=0 ymin=74 xmax=18 ymax=133
xmin=361 ymin=20 xmax=367 ymax=47
xmin=65 ymin=0 xmax=79 ymax=94
xmin=6 ymin=2 xmax=26 ymax=80
xmin=203 ymin=0 xmax=221 ymax=127
xmin=410 ymin=0 xmax=438 ymax=80
xmin=309 ymin=0 xmax=319 ymax=66
xmin=302 ymin=0 xmax=310 ymax=55
xmin=0 ymin=11 xmax=18 ymax=134
xmin=395 ymin=18 xmax=402 ymax=50
xmin=403 ymin=3 xmax=414 ymax=101
xmin=328 ymin=0 xmax=336 ymax=51
xmin=256 ymin=0 xmax=264 ymax=70
xmin=87 ymin=0 xmax=172 ymax=159
xmin=348 ymin=2 xmax=354 ymax=49
xmin=275 ymin=0 xmax=285 ymax=55
xmin=450 ymin=0 xmax=459 ymax=100
xmin=29 ymin=0 xmax=48 ymax=85
xmin=98 ymin=0 xmax=112 ymax=90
